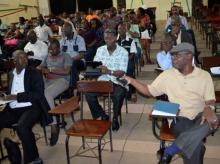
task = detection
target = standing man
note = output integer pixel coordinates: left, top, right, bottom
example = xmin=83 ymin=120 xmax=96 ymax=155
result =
xmin=60 ymin=22 xmax=86 ymax=87
xmin=117 ymin=22 xmax=137 ymax=101
xmin=0 ymin=50 xmax=52 ymax=164
xmin=86 ymin=28 xmax=128 ymax=131
xmin=123 ymin=43 xmax=219 ymax=164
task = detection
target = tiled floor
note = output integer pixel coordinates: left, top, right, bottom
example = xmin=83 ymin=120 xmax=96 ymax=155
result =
xmin=1 ymin=20 xmax=220 ymax=164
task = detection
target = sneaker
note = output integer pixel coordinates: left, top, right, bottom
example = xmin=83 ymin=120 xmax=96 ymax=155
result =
xmin=158 ymin=153 xmax=172 ymax=164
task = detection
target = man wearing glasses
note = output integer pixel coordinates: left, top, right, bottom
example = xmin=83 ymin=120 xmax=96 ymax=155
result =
xmin=123 ymin=43 xmax=219 ymax=164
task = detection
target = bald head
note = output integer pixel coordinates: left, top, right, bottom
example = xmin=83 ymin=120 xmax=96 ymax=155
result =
xmin=63 ymin=22 xmax=73 ymax=37
xmin=27 ymin=30 xmax=37 ymax=44
xmin=13 ymin=50 xmax=28 ymax=73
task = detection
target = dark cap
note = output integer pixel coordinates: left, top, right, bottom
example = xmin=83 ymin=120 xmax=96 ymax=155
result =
xmin=170 ymin=42 xmax=195 ymax=55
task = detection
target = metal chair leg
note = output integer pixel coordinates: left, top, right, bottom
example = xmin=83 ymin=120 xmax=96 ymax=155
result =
xmin=65 ymin=136 xmax=70 ymax=164
xmin=98 ymin=139 xmax=102 ymax=164
xmin=109 ymin=128 xmax=113 ymax=152
xmin=82 ymin=136 xmax=85 ymax=149
xmin=42 ymin=126 xmax=48 ymax=145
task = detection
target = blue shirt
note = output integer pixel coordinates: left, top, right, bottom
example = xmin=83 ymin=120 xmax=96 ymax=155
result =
xmin=94 ymin=44 xmax=128 ymax=85
xmin=60 ymin=34 xmax=86 ymax=58
xmin=156 ymin=51 xmax=173 ymax=70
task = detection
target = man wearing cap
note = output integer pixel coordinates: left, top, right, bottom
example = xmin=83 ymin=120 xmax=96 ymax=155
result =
xmin=123 ymin=42 xmax=219 ymax=164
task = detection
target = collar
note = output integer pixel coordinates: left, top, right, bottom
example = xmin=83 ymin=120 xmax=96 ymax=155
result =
xmin=117 ymin=34 xmax=130 ymax=41
xmin=173 ymin=65 xmax=199 ymax=77
xmin=162 ymin=50 xmax=171 ymax=55
xmin=64 ymin=33 xmax=77 ymax=41
xmin=13 ymin=68 xmax=25 ymax=76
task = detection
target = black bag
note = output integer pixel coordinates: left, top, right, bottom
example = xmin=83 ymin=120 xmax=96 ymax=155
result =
xmin=3 ymin=137 xmax=21 ymax=164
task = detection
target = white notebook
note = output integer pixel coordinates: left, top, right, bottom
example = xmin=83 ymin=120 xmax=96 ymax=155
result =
xmin=210 ymin=67 xmax=220 ymax=75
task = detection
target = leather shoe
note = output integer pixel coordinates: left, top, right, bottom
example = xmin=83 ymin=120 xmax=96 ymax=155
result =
xmin=50 ymin=124 xmax=60 ymax=146
xmin=31 ymin=157 xmax=43 ymax=164
xmin=3 ymin=137 xmax=21 ymax=164
xmin=158 ymin=153 xmax=172 ymax=164
xmin=112 ymin=118 xmax=120 ymax=131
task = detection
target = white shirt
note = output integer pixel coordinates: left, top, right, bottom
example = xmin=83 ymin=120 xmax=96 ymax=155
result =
xmin=116 ymin=34 xmax=137 ymax=54
xmin=94 ymin=44 xmax=128 ymax=86
xmin=24 ymin=40 xmax=48 ymax=61
xmin=165 ymin=15 xmax=189 ymax=30
xmin=141 ymin=29 xmax=151 ymax=39
xmin=34 ymin=24 xmax=53 ymax=42
xmin=0 ymin=45 xmax=2 ymax=54
xmin=9 ymin=69 xmax=32 ymax=109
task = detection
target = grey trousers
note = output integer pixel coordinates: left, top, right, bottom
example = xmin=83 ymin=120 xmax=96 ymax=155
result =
xmin=170 ymin=113 xmax=216 ymax=164
xmin=44 ymin=78 xmax=69 ymax=123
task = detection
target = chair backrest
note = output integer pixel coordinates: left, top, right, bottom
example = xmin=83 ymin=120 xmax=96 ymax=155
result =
xmin=201 ymin=56 xmax=220 ymax=71
xmin=77 ymin=81 xmax=113 ymax=119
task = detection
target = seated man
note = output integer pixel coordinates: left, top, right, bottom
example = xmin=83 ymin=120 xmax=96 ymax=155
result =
xmin=60 ymin=22 xmax=86 ymax=87
xmin=24 ymin=30 xmax=48 ymax=67
xmin=156 ymin=33 xmax=174 ymax=70
xmin=165 ymin=5 xmax=189 ymax=31
xmin=169 ymin=16 xmax=200 ymax=64
xmin=39 ymin=38 xmax=72 ymax=146
xmin=0 ymin=50 xmax=52 ymax=164
xmin=86 ymin=28 xmax=128 ymax=131
xmin=117 ymin=22 xmax=137 ymax=101
xmin=123 ymin=43 xmax=219 ymax=164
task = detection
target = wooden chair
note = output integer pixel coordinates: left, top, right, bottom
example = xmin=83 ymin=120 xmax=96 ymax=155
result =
xmin=150 ymin=112 xmax=175 ymax=162
xmin=65 ymin=81 xmax=113 ymax=164
xmin=201 ymin=56 xmax=220 ymax=112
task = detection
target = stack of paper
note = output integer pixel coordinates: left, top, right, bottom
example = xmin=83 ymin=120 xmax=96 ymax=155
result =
xmin=152 ymin=100 xmax=180 ymax=117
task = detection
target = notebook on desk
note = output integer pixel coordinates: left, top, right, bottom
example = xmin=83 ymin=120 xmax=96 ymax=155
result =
xmin=152 ymin=100 xmax=180 ymax=117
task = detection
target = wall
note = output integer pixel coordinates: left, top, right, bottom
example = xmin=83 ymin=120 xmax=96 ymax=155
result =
xmin=38 ymin=0 xmax=50 ymax=16
xmin=0 ymin=0 xmax=39 ymax=25
xmin=113 ymin=0 xmax=192 ymax=20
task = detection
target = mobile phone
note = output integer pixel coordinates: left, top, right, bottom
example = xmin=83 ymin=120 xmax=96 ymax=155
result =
xmin=116 ymin=77 xmax=128 ymax=86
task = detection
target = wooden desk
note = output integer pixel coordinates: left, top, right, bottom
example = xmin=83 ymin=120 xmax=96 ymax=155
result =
xmin=48 ymin=96 xmax=80 ymax=129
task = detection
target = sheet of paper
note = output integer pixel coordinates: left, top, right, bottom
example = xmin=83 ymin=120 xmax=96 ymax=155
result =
xmin=0 ymin=100 xmax=14 ymax=105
